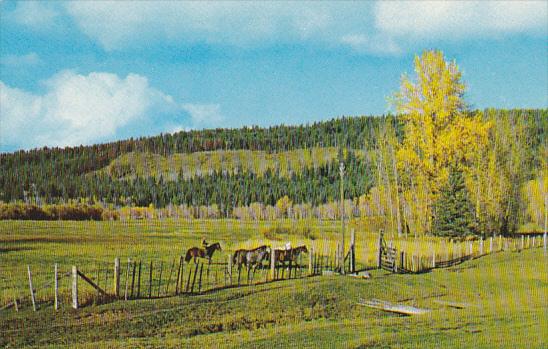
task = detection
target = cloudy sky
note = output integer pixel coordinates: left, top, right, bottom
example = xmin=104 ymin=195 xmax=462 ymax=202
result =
xmin=1 ymin=1 xmax=547 ymax=152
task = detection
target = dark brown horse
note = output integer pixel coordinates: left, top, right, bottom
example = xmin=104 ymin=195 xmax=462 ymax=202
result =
xmin=185 ymin=242 xmax=222 ymax=263
xmin=274 ymin=245 xmax=308 ymax=263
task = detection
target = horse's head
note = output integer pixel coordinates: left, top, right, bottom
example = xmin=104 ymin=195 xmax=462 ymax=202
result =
xmin=299 ymin=245 xmax=308 ymax=254
xmin=212 ymin=242 xmax=222 ymax=251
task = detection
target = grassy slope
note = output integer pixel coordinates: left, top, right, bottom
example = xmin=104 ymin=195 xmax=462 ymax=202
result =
xmin=0 ymin=219 xmax=467 ymax=306
xmin=97 ymin=147 xmax=367 ymax=180
xmin=1 ymin=246 xmax=546 ymax=348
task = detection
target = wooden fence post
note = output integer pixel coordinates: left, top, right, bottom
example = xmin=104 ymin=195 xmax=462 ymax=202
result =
xmin=377 ymin=230 xmax=383 ymax=269
xmin=308 ymin=248 xmax=313 ymax=276
xmin=198 ymin=264 xmax=204 ymax=293
xmin=166 ymin=259 xmax=174 ymax=296
xmin=148 ymin=261 xmax=153 ymax=298
xmin=72 ymin=266 xmax=78 ymax=309
xmin=335 ymin=242 xmax=340 ymax=270
xmin=175 ymin=257 xmax=182 ymax=295
xmin=157 ymin=261 xmax=163 ymax=297
xmin=103 ymin=263 xmax=108 ymax=292
xmin=137 ymin=261 xmax=142 ymax=298
xmin=27 ymin=265 xmax=37 ymax=312
xmin=114 ymin=257 xmax=120 ymax=298
xmin=432 ymin=250 xmax=436 ymax=268
xmin=526 ymin=236 xmax=530 ymax=249
xmin=131 ymin=262 xmax=137 ymax=298
xmin=190 ymin=262 xmax=199 ymax=294
xmin=498 ymin=235 xmax=502 ymax=251
xmin=479 ymin=238 xmax=484 ymax=255
xmin=206 ymin=262 xmax=210 ymax=289
xmin=489 ymin=237 xmax=493 ymax=254
xmin=54 ymin=263 xmax=59 ymax=311
xmin=185 ymin=262 xmax=192 ymax=293
xmin=228 ymin=254 xmax=233 ymax=285
xmin=124 ymin=258 xmax=131 ymax=301
xmin=271 ymin=247 xmax=276 ymax=280
xmin=350 ymin=229 xmax=356 ymax=273
xmin=96 ymin=264 xmax=100 ymax=298
xmin=400 ymin=251 xmax=405 ymax=271
xmin=521 ymin=235 xmax=524 ymax=250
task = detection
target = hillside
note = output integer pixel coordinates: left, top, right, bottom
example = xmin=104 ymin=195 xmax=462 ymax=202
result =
xmin=0 ymin=109 xmax=546 ymax=233
xmin=98 ymin=147 xmax=367 ymax=180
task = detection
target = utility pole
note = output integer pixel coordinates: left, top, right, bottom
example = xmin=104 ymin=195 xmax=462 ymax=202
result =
xmin=340 ymin=161 xmax=345 ymax=275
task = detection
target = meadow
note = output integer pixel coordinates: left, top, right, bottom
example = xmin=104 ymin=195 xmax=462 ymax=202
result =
xmin=0 ymin=218 xmax=545 ymax=348
xmin=1 ymin=219 xmax=539 ymax=307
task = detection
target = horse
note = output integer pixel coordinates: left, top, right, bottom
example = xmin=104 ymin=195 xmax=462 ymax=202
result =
xmin=185 ymin=242 xmax=222 ymax=263
xmin=289 ymin=245 xmax=308 ymax=262
xmin=273 ymin=245 xmax=309 ymax=277
xmin=232 ymin=245 xmax=269 ymax=269
xmin=232 ymin=248 xmax=249 ymax=268
xmin=244 ymin=245 xmax=270 ymax=283
xmin=245 ymin=245 xmax=270 ymax=271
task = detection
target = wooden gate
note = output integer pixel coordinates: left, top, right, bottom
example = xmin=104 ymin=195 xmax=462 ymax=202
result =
xmin=378 ymin=231 xmax=398 ymax=272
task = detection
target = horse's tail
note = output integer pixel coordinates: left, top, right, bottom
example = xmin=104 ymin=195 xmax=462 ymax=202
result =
xmin=184 ymin=249 xmax=192 ymax=263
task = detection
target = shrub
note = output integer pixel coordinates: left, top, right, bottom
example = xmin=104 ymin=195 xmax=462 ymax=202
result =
xmin=0 ymin=203 xmax=104 ymax=221
xmin=262 ymin=225 xmax=317 ymax=240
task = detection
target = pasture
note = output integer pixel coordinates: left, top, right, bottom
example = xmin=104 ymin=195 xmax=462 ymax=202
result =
xmin=1 ymin=220 xmax=547 ymax=348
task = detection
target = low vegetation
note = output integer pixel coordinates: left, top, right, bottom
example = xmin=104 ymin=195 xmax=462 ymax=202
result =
xmin=1 ymin=226 xmax=545 ymax=348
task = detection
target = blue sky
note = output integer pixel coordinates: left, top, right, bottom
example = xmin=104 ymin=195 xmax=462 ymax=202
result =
xmin=0 ymin=1 xmax=547 ymax=152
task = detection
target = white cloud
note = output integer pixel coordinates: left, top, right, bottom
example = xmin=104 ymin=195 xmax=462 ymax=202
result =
xmin=375 ymin=1 xmax=547 ymax=39
xmin=11 ymin=1 xmax=60 ymax=30
xmin=181 ymin=103 xmax=225 ymax=129
xmin=64 ymin=2 xmax=338 ymax=50
xmin=6 ymin=1 xmax=547 ymax=55
xmin=340 ymin=33 xmax=401 ymax=55
xmin=1 ymin=52 xmax=41 ymax=67
xmin=0 ymin=71 xmax=178 ymax=149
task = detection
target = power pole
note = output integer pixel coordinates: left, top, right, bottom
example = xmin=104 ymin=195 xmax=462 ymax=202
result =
xmin=340 ymin=161 xmax=345 ymax=275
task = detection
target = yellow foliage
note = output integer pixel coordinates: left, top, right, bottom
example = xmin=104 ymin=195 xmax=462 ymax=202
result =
xmin=391 ymin=50 xmax=491 ymax=233
xmin=276 ymin=195 xmax=293 ymax=217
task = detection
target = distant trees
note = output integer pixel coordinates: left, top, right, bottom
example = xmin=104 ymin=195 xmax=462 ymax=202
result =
xmin=0 ymin=71 xmax=545 ymax=232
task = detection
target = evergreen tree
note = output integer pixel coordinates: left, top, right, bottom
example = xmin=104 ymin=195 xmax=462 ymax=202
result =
xmin=432 ymin=167 xmax=476 ymax=237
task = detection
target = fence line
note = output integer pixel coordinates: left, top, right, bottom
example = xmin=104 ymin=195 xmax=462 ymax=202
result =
xmin=379 ymin=232 xmax=546 ymax=274
xmin=4 ymin=231 xmax=546 ymax=312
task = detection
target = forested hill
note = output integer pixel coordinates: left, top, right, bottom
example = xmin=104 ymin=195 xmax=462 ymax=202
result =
xmin=0 ymin=109 xmax=546 ymax=222
xmin=2 ymin=115 xmax=388 ymax=205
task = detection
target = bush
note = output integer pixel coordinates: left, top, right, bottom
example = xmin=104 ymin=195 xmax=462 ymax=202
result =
xmin=101 ymin=209 xmax=120 ymax=221
xmin=262 ymin=225 xmax=317 ymax=240
xmin=0 ymin=203 xmax=104 ymax=221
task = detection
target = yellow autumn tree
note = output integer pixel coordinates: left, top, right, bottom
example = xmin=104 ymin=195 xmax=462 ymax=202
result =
xmin=392 ymin=50 xmax=490 ymax=234
xmin=276 ymin=195 xmax=293 ymax=218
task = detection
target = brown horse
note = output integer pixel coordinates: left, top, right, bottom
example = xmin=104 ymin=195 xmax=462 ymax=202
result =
xmin=185 ymin=242 xmax=222 ymax=263
xmin=274 ymin=245 xmax=308 ymax=264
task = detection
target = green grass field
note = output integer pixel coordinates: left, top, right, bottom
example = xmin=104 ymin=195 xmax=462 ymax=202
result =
xmin=1 ymin=220 xmax=546 ymax=348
